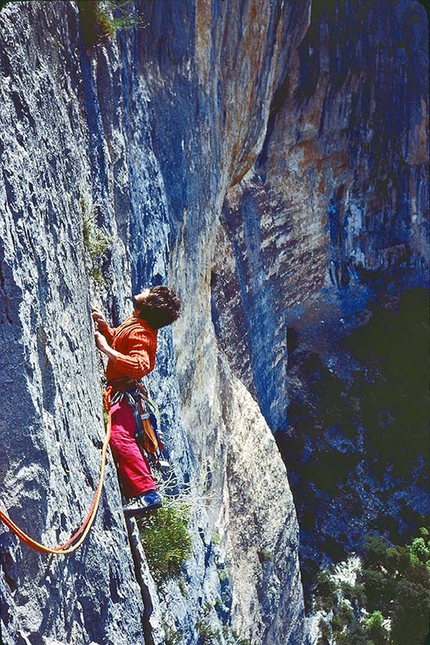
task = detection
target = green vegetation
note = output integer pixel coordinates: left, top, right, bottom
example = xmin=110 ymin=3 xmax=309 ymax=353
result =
xmin=102 ymin=407 xmax=110 ymax=429
xmin=77 ymin=0 xmax=146 ymax=47
xmin=95 ymin=1 xmax=145 ymax=39
xmin=257 ymin=548 xmax=273 ymax=563
xmin=218 ymin=567 xmax=229 ymax=583
xmin=195 ymin=603 xmax=221 ymax=644
xmin=196 ymin=619 xmax=221 ymax=644
xmin=365 ymin=611 xmax=389 ymax=645
xmin=227 ymin=631 xmax=252 ymax=645
xmin=81 ymin=197 xmax=112 ymax=287
xmin=178 ymin=578 xmax=188 ymax=597
xmin=194 ymin=602 xmax=253 ymax=645
xmin=314 ymin=571 xmax=337 ymax=613
xmin=138 ymin=502 xmax=193 ymax=582
xmin=408 ymin=527 xmax=430 ymax=574
xmin=1 ymin=1 xmax=145 ymax=43
xmin=313 ymin=528 xmax=430 ymax=645
xmin=162 ymin=620 xmax=182 ymax=645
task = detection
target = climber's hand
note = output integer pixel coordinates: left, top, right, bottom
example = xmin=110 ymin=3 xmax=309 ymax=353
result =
xmin=92 ymin=307 xmax=108 ymax=332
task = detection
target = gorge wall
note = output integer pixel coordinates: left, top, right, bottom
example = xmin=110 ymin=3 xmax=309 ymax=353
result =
xmin=212 ymin=0 xmax=428 ymax=433
xmin=210 ymin=0 xmax=429 ymax=618
xmin=0 ymin=1 xmax=308 ymax=644
xmin=0 ymin=1 xmax=428 ymax=645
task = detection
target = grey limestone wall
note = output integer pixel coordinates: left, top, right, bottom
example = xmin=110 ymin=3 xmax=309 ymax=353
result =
xmin=0 ymin=1 xmax=308 ymax=644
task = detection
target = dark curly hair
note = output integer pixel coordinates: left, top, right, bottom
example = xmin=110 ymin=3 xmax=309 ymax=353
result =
xmin=135 ymin=286 xmax=181 ymax=330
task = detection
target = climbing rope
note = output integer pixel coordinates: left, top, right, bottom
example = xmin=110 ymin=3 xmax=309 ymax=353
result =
xmin=0 ymin=387 xmax=112 ymax=555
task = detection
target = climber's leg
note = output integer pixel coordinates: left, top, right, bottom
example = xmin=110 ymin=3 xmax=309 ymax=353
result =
xmin=109 ymin=399 xmax=156 ymax=499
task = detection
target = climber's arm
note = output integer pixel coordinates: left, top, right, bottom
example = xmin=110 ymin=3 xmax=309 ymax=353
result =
xmin=95 ymin=331 xmax=121 ymax=362
xmin=94 ymin=328 xmax=155 ymax=379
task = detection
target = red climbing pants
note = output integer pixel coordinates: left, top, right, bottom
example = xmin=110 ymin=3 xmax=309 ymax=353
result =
xmin=109 ymin=399 xmax=156 ymax=499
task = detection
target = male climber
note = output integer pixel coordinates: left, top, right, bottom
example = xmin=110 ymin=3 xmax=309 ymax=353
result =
xmin=92 ymin=286 xmax=181 ymax=516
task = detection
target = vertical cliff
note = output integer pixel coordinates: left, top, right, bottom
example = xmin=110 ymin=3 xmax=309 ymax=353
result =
xmin=0 ymin=1 xmax=312 ymax=644
xmin=1 ymin=1 xmax=427 ymax=643
xmin=212 ymin=0 xmax=428 ymax=432
xmin=210 ymin=0 xmax=429 ymax=631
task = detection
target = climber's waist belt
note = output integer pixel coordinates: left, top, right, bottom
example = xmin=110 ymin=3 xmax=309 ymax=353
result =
xmin=105 ymin=379 xmax=161 ymax=456
xmin=106 ymin=378 xmax=151 ymax=408
xmin=107 ymin=377 xmax=137 ymax=393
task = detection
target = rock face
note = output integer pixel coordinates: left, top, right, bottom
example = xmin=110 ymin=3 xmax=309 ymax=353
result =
xmin=209 ymin=0 xmax=429 ymax=621
xmin=0 ymin=1 xmax=309 ymax=644
xmin=0 ymin=0 xmax=427 ymax=644
xmin=282 ymin=287 xmax=430 ymax=608
xmin=212 ymin=0 xmax=429 ymax=434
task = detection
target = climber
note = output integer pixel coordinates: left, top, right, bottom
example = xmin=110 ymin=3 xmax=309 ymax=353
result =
xmin=92 ymin=286 xmax=181 ymax=517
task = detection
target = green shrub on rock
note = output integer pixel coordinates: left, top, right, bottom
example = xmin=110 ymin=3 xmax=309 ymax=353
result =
xmin=138 ymin=502 xmax=193 ymax=582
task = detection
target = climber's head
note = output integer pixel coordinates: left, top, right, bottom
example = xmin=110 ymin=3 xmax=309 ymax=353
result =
xmin=133 ymin=286 xmax=181 ymax=329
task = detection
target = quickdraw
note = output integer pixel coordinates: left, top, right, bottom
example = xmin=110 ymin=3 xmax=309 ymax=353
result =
xmin=0 ymin=387 xmax=113 ymax=555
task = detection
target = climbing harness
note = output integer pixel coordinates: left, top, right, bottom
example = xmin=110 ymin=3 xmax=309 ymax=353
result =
xmin=108 ymin=377 xmax=170 ymax=472
xmin=0 ymin=387 xmax=113 ymax=555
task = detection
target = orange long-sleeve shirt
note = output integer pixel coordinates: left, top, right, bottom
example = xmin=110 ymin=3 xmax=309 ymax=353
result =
xmin=103 ymin=316 xmax=158 ymax=382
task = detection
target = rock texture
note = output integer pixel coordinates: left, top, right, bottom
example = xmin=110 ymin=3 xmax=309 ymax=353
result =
xmin=212 ymin=0 xmax=429 ymax=433
xmin=283 ymin=287 xmax=430 ymax=609
xmin=209 ymin=0 xmax=429 ymax=627
xmin=0 ymin=1 xmax=309 ymax=644
xmin=0 ymin=0 xmax=427 ymax=643
xmin=0 ymin=5 xmax=148 ymax=643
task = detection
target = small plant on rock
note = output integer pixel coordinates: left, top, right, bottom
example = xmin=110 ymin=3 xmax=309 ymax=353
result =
xmin=81 ymin=196 xmax=112 ymax=287
xmin=96 ymin=0 xmax=145 ymax=38
xmin=257 ymin=548 xmax=273 ymax=563
xmin=162 ymin=619 xmax=182 ymax=645
xmin=138 ymin=502 xmax=193 ymax=582
xmin=196 ymin=622 xmax=221 ymax=645
xmin=77 ymin=0 xmax=146 ymax=47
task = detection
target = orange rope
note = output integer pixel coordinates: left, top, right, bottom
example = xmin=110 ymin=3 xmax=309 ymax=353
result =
xmin=0 ymin=388 xmax=112 ymax=555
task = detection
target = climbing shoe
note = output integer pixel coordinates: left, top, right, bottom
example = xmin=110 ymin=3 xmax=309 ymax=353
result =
xmin=123 ymin=490 xmax=162 ymax=517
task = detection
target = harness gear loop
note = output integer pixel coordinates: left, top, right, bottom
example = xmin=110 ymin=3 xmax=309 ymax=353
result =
xmin=0 ymin=386 xmax=112 ymax=555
